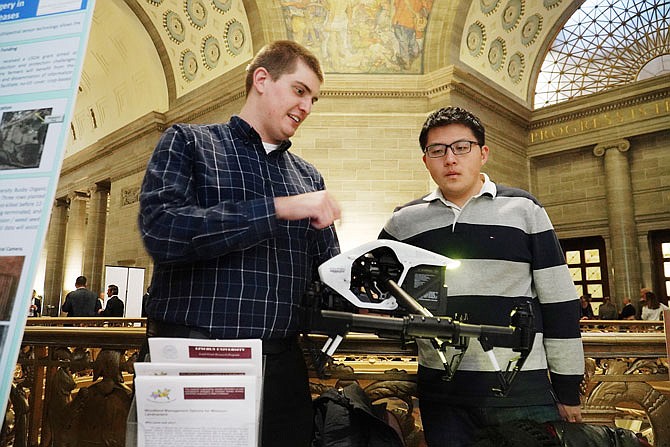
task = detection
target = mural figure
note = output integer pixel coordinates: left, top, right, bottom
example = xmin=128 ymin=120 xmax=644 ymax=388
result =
xmin=392 ymin=0 xmax=432 ymax=70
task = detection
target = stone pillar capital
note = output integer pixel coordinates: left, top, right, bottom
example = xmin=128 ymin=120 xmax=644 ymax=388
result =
xmin=90 ymin=180 xmax=111 ymax=195
xmin=68 ymin=190 xmax=90 ymax=202
xmin=593 ymin=139 xmax=630 ymax=157
xmin=54 ymin=197 xmax=69 ymax=208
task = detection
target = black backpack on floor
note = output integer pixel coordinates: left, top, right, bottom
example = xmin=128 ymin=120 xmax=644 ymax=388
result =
xmin=312 ymin=382 xmax=405 ymax=447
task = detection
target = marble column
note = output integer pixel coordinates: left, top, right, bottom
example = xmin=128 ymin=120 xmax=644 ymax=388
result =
xmin=593 ymin=139 xmax=642 ymax=309
xmin=83 ymin=181 xmax=110 ymax=296
xmin=42 ymin=198 xmax=69 ymax=316
xmin=61 ymin=191 xmax=90 ymax=302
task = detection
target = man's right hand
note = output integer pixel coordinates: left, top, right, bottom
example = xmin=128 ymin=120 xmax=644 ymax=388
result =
xmin=274 ymin=191 xmax=341 ymax=229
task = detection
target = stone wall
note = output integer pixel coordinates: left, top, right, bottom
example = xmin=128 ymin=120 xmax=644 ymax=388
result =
xmin=46 ymin=69 xmax=670 ymax=308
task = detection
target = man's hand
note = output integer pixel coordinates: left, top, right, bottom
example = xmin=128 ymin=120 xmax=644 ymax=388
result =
xmin=274 ymin=191 xmax=341 ymax=229
xmin=557 ymin=403 xmax=582 ymax=422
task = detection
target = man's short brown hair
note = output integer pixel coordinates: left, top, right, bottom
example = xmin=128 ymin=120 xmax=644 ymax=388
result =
xmin=245 ymin=40 xmax=323 ymax=95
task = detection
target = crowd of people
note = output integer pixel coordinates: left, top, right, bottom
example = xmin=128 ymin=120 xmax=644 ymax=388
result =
xmin=579 ymin=288 xmax=668 ymax=322
xmin=58 ymin=275 xmax=125 ymax=318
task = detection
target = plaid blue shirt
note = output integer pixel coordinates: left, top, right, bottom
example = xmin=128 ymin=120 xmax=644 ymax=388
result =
xmin=139 ymin=116 xmax=340 ymax=339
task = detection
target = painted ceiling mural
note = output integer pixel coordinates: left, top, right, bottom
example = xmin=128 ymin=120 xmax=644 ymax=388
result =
xmin=279 ymin=0 xmax=434 ymax=74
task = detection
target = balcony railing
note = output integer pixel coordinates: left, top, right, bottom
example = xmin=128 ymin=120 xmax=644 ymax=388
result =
xmin=3 ymin=318 xmax=668 ymax=447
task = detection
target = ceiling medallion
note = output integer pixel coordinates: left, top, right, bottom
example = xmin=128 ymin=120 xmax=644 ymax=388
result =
xmin=507 ymin=52 xmax=525 ymax=83
xmin=163 ymin=10 xmax=185 ymax=44
xmin=211 ymin=0 xmax=232 ymax=14
xmin=466 ymin=22 xmax=486 ymax=57
xmin=480 ymin=0 xmax=500 ymax=15
xmin=521 ymin=13 xmax=542 ymax=46
xmin=501 ymin=0 xmax=524 ymax=32
xmin=488 ymin=37 xmax=506 ymax=72
xmin=224 ymin=20 xmax=245 ymax=56
xmin=201 ymin=35 xmax=221 ymax=70
xmin=180 ymin=49 xmax=199 ymax=81
xmin=185 ymin=0 xmax=208 ymax=29
xmin=543 ymin=0 xmax=562 ymax=9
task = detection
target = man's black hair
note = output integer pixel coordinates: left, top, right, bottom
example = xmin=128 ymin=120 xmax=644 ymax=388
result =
xmin=419 ymin=106 xmax=486 ymax=150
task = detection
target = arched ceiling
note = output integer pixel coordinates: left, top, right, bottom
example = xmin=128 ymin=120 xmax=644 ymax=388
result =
xmin=458 ymin=0 xmax=577 ymax=104
xmin=66 ymin=0 xmax=168 ymax=156
xmin=68 ymin=0 xmax=665 ymax=157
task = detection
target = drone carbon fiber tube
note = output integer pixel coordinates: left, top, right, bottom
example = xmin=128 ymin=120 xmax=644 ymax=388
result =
xmin=318 ymin=309 xmax=515 ymax=341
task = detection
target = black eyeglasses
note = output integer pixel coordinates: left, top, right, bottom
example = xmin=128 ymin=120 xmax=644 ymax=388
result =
xmin=424 ymin=140 xmax=480 ymax=158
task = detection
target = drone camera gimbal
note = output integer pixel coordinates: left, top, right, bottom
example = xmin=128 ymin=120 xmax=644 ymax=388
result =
xmin=302 ymin=240 xmax=536 ymax=397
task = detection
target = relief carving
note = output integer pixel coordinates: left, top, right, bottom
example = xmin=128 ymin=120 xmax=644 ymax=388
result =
xmin=121 ymin=186 xmax=140 ymax=206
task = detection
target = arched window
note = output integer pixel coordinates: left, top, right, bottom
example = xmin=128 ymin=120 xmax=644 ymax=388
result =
xmin=534 ymin=0 xmax=670 ymax=108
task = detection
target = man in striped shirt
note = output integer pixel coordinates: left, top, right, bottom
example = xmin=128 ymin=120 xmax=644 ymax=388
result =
xmin=379 ymin=107 xmax=584 ymax=447
xmin=139 ymin=40 xmax=340 ymax=447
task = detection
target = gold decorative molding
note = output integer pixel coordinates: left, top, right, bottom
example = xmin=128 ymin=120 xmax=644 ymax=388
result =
xmin=528 ymin=78 xmax=670 ymax=154
xmin=530 ymin=88 xmax=670 ymax=130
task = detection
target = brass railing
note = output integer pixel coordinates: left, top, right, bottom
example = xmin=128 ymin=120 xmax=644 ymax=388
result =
xmin=3 ymin=319 xmax=668 ymax=447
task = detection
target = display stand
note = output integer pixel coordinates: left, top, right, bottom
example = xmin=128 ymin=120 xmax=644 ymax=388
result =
xmin=126 ymin=338 xmax=263 ymax=447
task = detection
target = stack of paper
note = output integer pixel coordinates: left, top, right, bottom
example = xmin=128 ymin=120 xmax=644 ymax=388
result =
xmin=133 ymin=338 xmax=263 ymax=447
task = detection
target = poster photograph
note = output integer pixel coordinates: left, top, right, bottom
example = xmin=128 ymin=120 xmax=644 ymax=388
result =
xmin=0 ymin=107 xmax=53 ymax=170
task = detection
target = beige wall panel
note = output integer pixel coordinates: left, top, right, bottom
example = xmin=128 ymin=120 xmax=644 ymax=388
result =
xmin=105 ymin=174 xmax=144 ymax=268
xmin=290 ymin=110 xmax=429 ymax=250
xmin=630 ymin=131 xmax=670 ymax=203
xmin=531 ymin=148 xmax=609 ymax=235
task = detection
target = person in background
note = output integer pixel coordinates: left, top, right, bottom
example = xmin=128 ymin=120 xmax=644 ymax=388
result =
xmin=28 ymin=289 xmax=41 ymax=317
xmin=597 ymin=296 xmax=617 ymax=320
xmin=580 ymin=294 xmax=594 ymax=320
xmin=138 ymin=40 xmax=340 ymax=447
xmin=640 ymin=291 xmax=669 ymax=321
xmin=61 ymin=276 xmax=101 ymax=317
xmin=619 ymin=297 xmax=636 ymax=320
xmin=378 ymin=106 xmax=583 ymax=447
xmin=141 ymin=287 xmax=150 ymax=318
xmin=98 ymin=284 xmax=124 ymax=317
xmin=636 ymin=287 xmax=650 ymax=319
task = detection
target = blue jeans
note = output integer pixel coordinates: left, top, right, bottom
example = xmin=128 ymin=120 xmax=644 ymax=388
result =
xmin=420 ymin=400 xmax=560 ymax=447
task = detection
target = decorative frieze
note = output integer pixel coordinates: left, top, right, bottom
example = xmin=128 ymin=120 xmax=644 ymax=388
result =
xmin=121 ymin=187 xmax=140 ymax=207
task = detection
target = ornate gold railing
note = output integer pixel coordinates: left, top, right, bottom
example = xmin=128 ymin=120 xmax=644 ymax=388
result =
xmin=3 ymin=319 xmax=668 ymax=447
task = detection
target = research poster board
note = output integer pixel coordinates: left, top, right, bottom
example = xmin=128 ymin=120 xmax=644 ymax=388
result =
xmin=0 ymin=0 xmax=96 ymax=418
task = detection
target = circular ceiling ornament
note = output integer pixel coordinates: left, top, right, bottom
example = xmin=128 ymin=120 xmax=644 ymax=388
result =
xmin=501 ymin=0 xmax=524 ymax=32
xmin=480 ymin=0 xmax=500 ymax=15
xmin=507 ymin=52 xmax=525 ymax=83
xmin=201 ymin=35 xmax=221 ymax=70
xmin=185 ymin=0 xmax=208 ymax=29
xmin=224 ymin=20 xmax=246 ymax=56
xmin=488 ymin=37 xmax=506 ymax=71
xmin=163 ymin=10 xmax=185 ymax=44
xmin=212 ymin=0 xmax=232 ymax=14
xmin=180 ymin=49 xmax=199 ymax=81
xmin=466 ymin=22 xmax=486 ymax=57
xmin=521 ymin=13 xmax=542 ymax=46
xmin=543 ymin=0 xmax=562 ymax=9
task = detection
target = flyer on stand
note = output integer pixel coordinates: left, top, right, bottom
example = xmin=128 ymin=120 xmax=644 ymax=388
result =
xmin=148 ymin=338 xmax=263 ymax=373
xmin=134 ymin=360 xmax=262 ymax=415
xmin=134 ymin=374 xmax=258 ymax=447
xmin=134 ymin=361 xmax=259 ymax=377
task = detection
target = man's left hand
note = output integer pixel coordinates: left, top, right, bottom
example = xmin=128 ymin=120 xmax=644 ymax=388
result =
xmin=557 ymin=403 xmax=582 ymax=422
